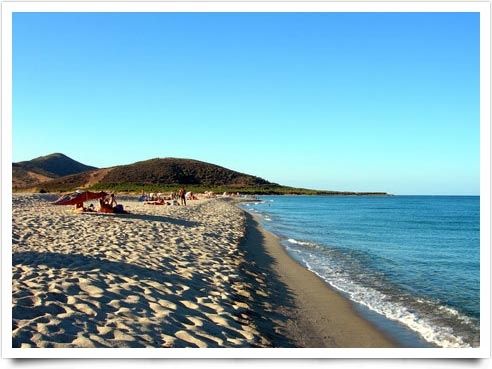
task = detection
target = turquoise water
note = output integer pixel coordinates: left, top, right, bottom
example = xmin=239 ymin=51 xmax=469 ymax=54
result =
xmin=241 ymin=196 xmax=480 ymax=348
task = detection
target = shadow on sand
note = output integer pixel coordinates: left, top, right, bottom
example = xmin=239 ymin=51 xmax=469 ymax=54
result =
xmin=12 ymin=249 xmax=261 ymax=347
xmin=12 ymin=212 xmax=296 ymax=348
xmin=12 ymin=251 xmax=179 ymax=285
xmin=237 ymin=211 xmax=298 ymax=347
xmin=12 ymin=242 xmax=293 ymax=347
xmin=82 ymin=211 xmax=200 ymax=227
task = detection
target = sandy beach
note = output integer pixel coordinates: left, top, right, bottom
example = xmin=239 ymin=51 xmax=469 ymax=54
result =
xmin=12 ymin=193 xmax=396 ymax=348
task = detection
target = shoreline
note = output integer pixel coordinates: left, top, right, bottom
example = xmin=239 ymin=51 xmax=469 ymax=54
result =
xmin=12 ymin=193 xmax=398 ymax=348
xmin=236 ymin=195 xmax=480 ymax=349
xmin=238 ymin=207 xmax=398 ymax=348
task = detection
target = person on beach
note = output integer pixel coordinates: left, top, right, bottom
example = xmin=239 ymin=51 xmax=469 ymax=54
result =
xmin=179 ymin=187 xmax=186 ymax=206
xmin=109 ymin=193 xmax=117 ymax=207
xmin=186 ymin=191 xmax=198 ymax=200
xmin=99 ymin=198 xmax=109 ymax=212
xmin=99 ymin=197 xmax=114 ymax=213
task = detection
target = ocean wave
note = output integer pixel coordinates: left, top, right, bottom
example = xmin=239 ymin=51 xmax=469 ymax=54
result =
xmin=300 ymin=258 xmax=477 ymax=348
xmin=287 ymin=238 xmax=315 ymax=247
xmin=281 ymin=237 xmax=477 ymax=347
xmin=243 ymin=197 xmax=479 ymax=348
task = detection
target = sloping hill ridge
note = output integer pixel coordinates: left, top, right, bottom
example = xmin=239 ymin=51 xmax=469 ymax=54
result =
xmin=31 ymin=158 xmax=277 ymax=192
xmin=102 ymin=158 xmax=272 ymax=187
xmin=12 ymin=164 xmax=56 ymax=189
xmin=13 ymin=153 xmax=98 ymax=189
xmin=16 ymin=153 xmax=97 ymax=177
xmin=14 ymin=155 xmax=389 ymax=195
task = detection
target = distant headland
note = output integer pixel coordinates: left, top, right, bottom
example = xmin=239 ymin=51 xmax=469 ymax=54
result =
xmin=12 ymin=153 xmax=388 ymax=195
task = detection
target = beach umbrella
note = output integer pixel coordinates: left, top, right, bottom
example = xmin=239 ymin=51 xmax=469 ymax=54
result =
xmin=53 ymin=191 xmax=108 ymax=206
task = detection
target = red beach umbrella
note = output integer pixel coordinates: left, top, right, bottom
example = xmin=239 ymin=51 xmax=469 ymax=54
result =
xmin=53 ymin=191 xmax=108 ymax=206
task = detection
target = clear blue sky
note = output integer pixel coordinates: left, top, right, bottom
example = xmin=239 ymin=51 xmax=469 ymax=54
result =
xmin=13 ymin=12 xmax=480 ymax=195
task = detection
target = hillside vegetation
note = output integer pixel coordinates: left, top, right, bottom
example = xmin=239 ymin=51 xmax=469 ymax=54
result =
xmin=101 ymin=158 xmax=271 ymax=187
xmin=13 ymin=154 xmax=388 ymax=196
xmin=16 ymin=153 xmax=97 ymax=177
xmin=12 ymin=164 xmax=55 ymax=189
xmin=13 ymin=153 xmax=97 ymax=189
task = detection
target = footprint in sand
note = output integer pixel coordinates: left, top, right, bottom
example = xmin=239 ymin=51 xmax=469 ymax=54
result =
xmin=112 ymin=330 xmax=135 ymax=342
xmin=157 ymin=299 xmax=177 ymax=310
xmin=201 ymin=302 xmax=224 ymax=313
xmin=180 ymin=300 xmax=199 ymax=310
xmin=123 ymin=295 xmax=140 ymax=304
xmin=205 ymin=314 xmax=230 ymax=327
xmin=74 ymin=303 xmax=97 ymax=317
xmin=232 ymin=301 xmax=250 ymax=313
xmin=72 ymin=335 xmax=96 ymax=348
xmin=107 ymin=300 xmax=121 ymax=309
xmin=78 ymin=279 xmax=104 ymax=296
xmin=160 ymin=333 xmax=176 ymax=347
xmin=148 ymin=302 xmax=172 ymax=318
xmin=175 ymin=330 xmax=208 ymax=348
xmin=96 ymin=325 xmax=113 ymax=336
xmin=184 ymin=316 xmax=203 ymax=327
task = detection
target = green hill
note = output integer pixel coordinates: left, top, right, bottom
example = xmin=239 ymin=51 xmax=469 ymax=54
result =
xmin=101 ymin=158 xmax=272 ymax=187
xmin=13 ymin=153 xmax=97 ymax=189
xmin=15 ymin=153 xmax=97 ymax=177
xmin=14 ymin=155 xmax=388 ymax=196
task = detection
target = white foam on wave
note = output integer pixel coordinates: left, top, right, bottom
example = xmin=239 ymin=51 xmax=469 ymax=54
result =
xmin=284 ymin=241 xmax=475 ymax=348
xmin=248 ymin=201 xmax=478 ymax=348
xmin=438 ymin=305 xmax=475 ymax=326
xmin=287 ymin=238 xmax=314 ymax=246
xmin=310 ymin=266 xmax=472 ymax=347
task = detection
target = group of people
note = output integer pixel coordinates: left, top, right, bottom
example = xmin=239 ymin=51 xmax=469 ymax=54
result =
xmin=74 ymin=202 xmax=94 ymax=213
xmin=74 ymin=193 xmax=126 ymax=214
xmin=220 ymin=192 xmax=241 ymax=198
xmin=141 ymin=191 xmax=179 ymax=206
xmin=141 ymin=188 xmax=197 ymax=206
xmin=201 ymin=191 xmax=241 ymax=199
xmin=98 ymin=193 xmax=122 ymax=213
xmin=71 ymin=188 xmax=244 ymax=214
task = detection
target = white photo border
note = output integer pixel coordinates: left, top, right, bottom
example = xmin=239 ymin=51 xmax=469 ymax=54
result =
xmin=1 ymin=0 xmax=490 ymax=359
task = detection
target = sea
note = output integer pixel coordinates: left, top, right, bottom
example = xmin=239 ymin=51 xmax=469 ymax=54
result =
xmin=240 ymin=195 xmax=480 ymax=348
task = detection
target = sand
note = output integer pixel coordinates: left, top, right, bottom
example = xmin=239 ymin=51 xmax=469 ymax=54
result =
xmin=240 ymin=211 xmax=397 ymax=348
xmin=12 ymin=193 xmax=396 ymax=348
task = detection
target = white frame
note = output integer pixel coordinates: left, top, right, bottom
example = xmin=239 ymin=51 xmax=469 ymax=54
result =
xmin=1 ymin=1 xmax=490 ymax=359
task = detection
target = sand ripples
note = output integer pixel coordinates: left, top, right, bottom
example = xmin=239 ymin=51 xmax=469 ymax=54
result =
xmin=12 ymin=194 xmax=275 ymax=348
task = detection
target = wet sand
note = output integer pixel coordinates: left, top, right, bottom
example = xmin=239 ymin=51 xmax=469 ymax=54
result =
xmin=240 ymin=210 xmax=397 ymax=348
